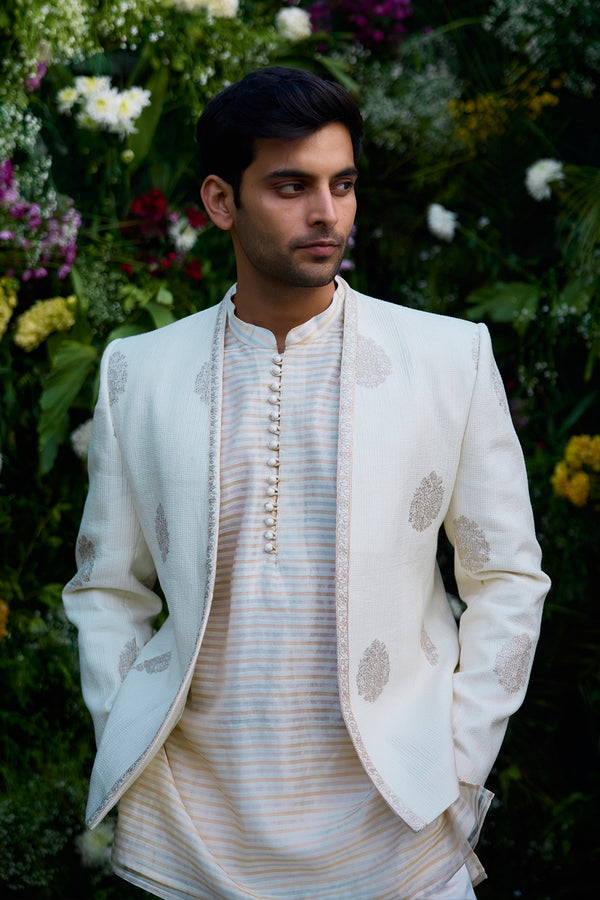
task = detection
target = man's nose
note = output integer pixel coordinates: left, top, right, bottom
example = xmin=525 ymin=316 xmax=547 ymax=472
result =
xmin=308 ymin=186 xmax=337 ymax=227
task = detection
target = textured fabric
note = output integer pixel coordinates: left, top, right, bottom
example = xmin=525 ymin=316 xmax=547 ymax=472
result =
xmin=62 ymin=279 xmax=550 ymax=835
xmin=111 ymin=291 xmax=477 ymax=898
xmin=423 ymin=864 xmax=477 ymax=899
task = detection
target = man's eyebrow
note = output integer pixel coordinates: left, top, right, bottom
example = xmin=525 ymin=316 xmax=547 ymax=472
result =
xmin=264 ymin=166 xmax=359 ymax=180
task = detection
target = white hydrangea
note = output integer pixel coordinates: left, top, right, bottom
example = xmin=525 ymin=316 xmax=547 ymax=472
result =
xmin=275 ymin=7 xmax=312 ymax=42
xmin=525 ymin=158 xmax=564 ymax=200
xmin=70 ymin=419 xmax=94 ymax=460
xmin=427 ymin=203 xmax=458 ymax=242
xmin=76 ymin=819 xmax=115 ymax=868
xmin=171 ymin=0 xmax=239 ymax=16
xmin=169 ymin=216 xmax=199 ymax=252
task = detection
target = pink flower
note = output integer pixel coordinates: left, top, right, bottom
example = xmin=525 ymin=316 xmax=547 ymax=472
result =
xmin=24 ymin=60 xmax=47 ymax=92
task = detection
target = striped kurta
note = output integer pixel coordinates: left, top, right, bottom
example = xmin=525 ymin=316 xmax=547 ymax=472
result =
xmin=111 ymin=284 xmax=480 ymax=898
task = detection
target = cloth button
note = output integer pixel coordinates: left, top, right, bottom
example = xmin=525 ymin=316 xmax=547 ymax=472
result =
xmin=269 ymin=411 xmax=280 ymax=421
xmin=266 ymin=487 xmax=277 ymax=497
xmin=265 ymin=501 xmax=275 ymax=512
xmin=268 ymin=396 xmax=280 ymax=405
xmin=267 ymin=474 xmax=278 ymax=485
xmin=265 ymin=516 xmax=276 ymax=526
xmin=267 ymin=457 xmax=279 ymax=468
xmin=269 ymin=382 xmax=281 ymax=392
xmin=267 ymin=440 xmax=279 ymax=451
xmin=272 ymin=355 xmax=283 ymax=365
xmin=271 ymin=366 xmax=282 ymax=377
xmin=264 ymin=530 xmax=275 ymax=540
xmin=264 ymin=542 xmax=276 ymax=554
xmin=268 ymin=424 xmax=279 ymax=434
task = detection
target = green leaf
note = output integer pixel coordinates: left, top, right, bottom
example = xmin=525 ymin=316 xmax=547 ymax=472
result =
xmin=105 ymin=323 xmax=148 ymax=343
xmin=38 ymin=341 xmax=98 ymax=475
xmin=126 ymin=67 xmax=170 ymax=173
xmin=146 ymin=301 xmax=176 ymax=330
xmin=466 ymin=281 xmax=539 ymax=334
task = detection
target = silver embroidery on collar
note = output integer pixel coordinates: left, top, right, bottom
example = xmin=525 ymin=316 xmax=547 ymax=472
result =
xmin=194 ymin=362 xmax=210 ymax=403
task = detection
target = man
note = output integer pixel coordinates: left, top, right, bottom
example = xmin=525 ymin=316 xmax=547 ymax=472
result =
xmin=64 ymin=67 xmax=550 ymax=899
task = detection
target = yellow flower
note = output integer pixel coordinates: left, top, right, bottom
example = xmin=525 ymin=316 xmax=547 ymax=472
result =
xmin=0 ymin=277 xmax=18 ymax=341
xmin=13 ymin=295 xmax=77 ymax=352
xmin=0 ymin=599 xmax=9 ymax=641
xmin=565 ymin=471 xmax=590 ymax=507
xmin=565 ymin=434 xmax=591 ymax=470
xmin=550 ymin=460 xmax=570 ymax=498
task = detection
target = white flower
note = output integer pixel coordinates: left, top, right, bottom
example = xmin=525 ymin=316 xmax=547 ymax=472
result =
xmin=171 ymin=0 xmax=239 ymax=15
xmin=120 ymin=87 xmax=151 ymax=119
xmin=83 ymin=88 xmax=120 ymax=129
xmin=169 ymin=216 xmax=199 ymax=252
xmin=427 ymin=203 xmax=458 ymax=242
xmin=74 ymin=76 xmax=112 ymax=98
xmin=76 ymin=820 xmax=115 ymax=868
xmin=70 ymin=419 xmax=94 ymax=460
xmin=525 ymin=158 xmax=564 ymax=200
xmin=56 ymin=87 xmax=79 ymax=114
xmin=275 ymin=7 xmax=312 ymax=41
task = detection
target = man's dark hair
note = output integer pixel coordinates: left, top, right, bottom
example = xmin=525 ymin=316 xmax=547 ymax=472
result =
xmin=195 ymin=66 xmax=363 ymax=206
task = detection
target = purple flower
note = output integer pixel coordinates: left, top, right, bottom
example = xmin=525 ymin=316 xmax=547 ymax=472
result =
xmin=58 ymin=264 xmax=71 ymax=279
xmin=9 ymin=202 xmax=30 ymax=220
xmin=0 ymin=160 xmax=19 ymax=207
xmin=24 ymin=60 xmax=47 ymax=92
xmin=0 ymin=230 xmax=15 ymax=240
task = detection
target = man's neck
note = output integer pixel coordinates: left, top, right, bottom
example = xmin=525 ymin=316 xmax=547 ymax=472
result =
xmin=232 ymin=280 xmax=337 ymax=353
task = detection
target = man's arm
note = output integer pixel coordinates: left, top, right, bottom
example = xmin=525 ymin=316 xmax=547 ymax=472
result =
xmin=63 ymin=341 xmax=163 ymax=746
xmin=444 ymin=323 xmax=550 ymax=787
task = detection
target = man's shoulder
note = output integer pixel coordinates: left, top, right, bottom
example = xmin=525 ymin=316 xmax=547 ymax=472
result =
xmin=352 ymin=287 xmax=479 ymax=342
xmin=107 ymin=300 xmax=223 ymax=360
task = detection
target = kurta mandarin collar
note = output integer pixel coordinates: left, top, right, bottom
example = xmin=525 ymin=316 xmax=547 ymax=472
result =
xmin=226 ymin=278 xmax=345 ymax=349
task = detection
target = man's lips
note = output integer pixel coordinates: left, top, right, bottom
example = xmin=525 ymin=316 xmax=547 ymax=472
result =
xmin=296 ymin=240 xmax=341 ymax=256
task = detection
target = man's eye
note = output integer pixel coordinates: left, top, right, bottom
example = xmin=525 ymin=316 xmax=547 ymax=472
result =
xmin=335 ymin=180 xmax=356 ymax=194
xmin=277 ymin=183 xmax=304 ymax=194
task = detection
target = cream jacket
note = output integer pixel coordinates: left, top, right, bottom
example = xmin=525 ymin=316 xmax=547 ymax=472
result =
xmin=63 ymin=279 xmax=550 ymax=831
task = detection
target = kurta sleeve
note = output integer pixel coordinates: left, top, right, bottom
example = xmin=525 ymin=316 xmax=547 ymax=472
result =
xmin=63 ymin=340 xmax=163 ymax=746
xmin=444 ymin=323 xmax=550 ymax=787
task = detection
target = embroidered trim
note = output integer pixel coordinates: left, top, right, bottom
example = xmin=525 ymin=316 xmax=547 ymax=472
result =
xmin=420 ymin=626 xmax=439 ymax=666
xmin=409 ymin=471 xmax=444 ymax=532
xmin=454 ymin=515 xmax=491 ymax=574
xmin=108 ymin=350 xmax=127 ymax=407
xmin=357 ymin=639 xmax=390 ymax=702
xmin=355 ymin=334 xmax=392 ymax=388
xmin=494 ymin=634 xmax=532 ymax=694
xmin=70 ymin=535 xmax=95 ymax=587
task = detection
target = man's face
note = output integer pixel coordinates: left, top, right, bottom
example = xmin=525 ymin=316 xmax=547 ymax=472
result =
xmin=230 ymin=122 xmax=358 ymax=290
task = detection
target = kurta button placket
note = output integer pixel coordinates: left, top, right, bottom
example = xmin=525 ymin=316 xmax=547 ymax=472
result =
xmin=264 ymin=352 xmax=282 ymax=555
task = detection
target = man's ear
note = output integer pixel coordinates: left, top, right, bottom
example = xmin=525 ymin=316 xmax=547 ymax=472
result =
xmin=200 ymin=175 xmax=236 ymax=231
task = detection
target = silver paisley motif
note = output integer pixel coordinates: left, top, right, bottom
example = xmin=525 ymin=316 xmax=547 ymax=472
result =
xmin=119 ymin=637 xmax=139 ymax=681
xmin=70 ymin=535 xmax=96 ymax=587
xmin=134 ymin=651 xmax=171 ymax=674
xmin=194 ymin=362 xmax=210 ymax=403
xmin=155 ymin=503 xmax=170 ymax=563
xmin=472 ymin=334 xmax=480 ymax=367
xmin=494 ymin=634 xmax=532 ymax=694
xmin=409 ymin=471 xmax=444 ymax=531
xmin=453 ymin=515 xmax=491 ymax=573
xmin=491 ymin=361 xmax=510 ymax=414
xmin=355 ymin=335 xmax=392 ymax=388
xmin=357 ymin=639 xmax=390 ymax=702
xmin=420 ymin=626 xmax=439 ymax=666
xmin=108 ymin=350 xmax=127 ymax=406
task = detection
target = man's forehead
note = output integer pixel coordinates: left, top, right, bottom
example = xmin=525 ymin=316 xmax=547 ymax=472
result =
xmin=249 ymin=122 xmax=355 ymax=173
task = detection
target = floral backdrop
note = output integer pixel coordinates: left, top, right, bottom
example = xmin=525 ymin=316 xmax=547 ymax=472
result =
xmin=1 ymin=1 xmax=599 ymax=896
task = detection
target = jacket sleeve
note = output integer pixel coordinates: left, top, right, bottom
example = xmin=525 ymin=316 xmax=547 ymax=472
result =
xmin=444 ymin=323 xmax=550 ymax=787
xmin=63 ymin=340 xmax=163 ymax=746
